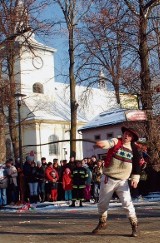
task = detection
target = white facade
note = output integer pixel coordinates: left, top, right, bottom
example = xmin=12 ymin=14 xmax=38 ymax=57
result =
xmin=13 ymin=32 xmax=118 ymax=162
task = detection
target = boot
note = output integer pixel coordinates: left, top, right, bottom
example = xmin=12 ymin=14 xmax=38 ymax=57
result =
xmin=94 ymin=197 xmax=99 ymax=204
xmin=92 ymin=216 xmax=107 ymax=234
xmin=129 ymin=217 xmax=139 ymax=237
xmin=69 ymin=200 xmax=75 ymax=207
xmin=79 ymin=200 xmax=83 ymax=207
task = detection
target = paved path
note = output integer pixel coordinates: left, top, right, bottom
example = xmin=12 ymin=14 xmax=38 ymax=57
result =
xmin=0 ymin=202 xmax=160 ymax=243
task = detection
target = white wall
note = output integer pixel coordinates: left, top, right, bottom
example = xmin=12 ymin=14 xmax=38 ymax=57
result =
xmin=81 ymin=124 xmax=123 ymax=158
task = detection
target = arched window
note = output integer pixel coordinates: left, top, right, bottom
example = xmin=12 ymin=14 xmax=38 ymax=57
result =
xmin=48 ymin=135 xmax=59 ymax=155
xmin=33 ymin=82 xmax=44 ymax=94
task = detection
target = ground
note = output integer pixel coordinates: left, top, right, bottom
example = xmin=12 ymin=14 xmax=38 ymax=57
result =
xmin=0 ymin=201 xmax=160 ymax=243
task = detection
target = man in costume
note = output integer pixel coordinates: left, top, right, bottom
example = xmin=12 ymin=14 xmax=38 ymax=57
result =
xmin=92 ymin=126 xmax=141 ymax=237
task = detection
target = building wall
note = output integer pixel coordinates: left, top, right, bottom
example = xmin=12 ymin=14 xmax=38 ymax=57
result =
xmin=17 ymin=44 xmax=56 ymax=100
xmin=22 ymin=121 xmax=84 ymax=163
xmin=81 ymin=124 xmax=123 ymax=159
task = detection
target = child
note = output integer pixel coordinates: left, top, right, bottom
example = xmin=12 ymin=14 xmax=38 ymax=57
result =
xmin=45 ymin=162 xmax=59 ymax=202
xmin=50 ymin=170 xmax=58 ymax=201
xmin=62 ymin=168 xmax=72 ymax=202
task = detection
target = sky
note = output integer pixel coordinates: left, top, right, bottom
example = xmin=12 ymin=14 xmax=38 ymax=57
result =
xmin=35 ymin=1 xmax=69 ymax=84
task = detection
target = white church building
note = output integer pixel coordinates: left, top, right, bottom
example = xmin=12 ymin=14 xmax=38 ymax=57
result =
xmin=14 ymin=31 xmax=119 ymax=162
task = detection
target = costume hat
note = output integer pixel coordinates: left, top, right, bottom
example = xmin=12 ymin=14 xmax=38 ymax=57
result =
xmin=121 ymin=126 xmax=139 ymax=142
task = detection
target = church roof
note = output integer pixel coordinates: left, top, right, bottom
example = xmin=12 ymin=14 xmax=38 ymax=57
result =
xmin=24 ymin=82 xmax=118 ymax=123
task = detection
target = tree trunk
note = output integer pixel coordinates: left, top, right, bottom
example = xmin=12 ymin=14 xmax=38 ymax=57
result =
xmin=7 ymin=42 xmax=19 ymax=160
xmin=69 ymin=27 xmax=78 ymax=158
xmin=138 ymin=3 xmax=159 ymax=164
xmin=0 ymin=112 xmax=6 ymax=162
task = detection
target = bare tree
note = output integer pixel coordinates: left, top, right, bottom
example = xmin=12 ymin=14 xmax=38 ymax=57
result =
xmin=0 ymin=0 xmax=51 ymax=161
xmin=50 ymin=0 xmax=93 ymax=157
xmin=123 ymin=0 xmax=160 ymax=164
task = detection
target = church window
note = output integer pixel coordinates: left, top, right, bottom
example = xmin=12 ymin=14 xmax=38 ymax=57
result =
xmin=48 ymin=135 xmax=59 ymax=155
xmin=33 ymin=82 xmax=44 ymax=94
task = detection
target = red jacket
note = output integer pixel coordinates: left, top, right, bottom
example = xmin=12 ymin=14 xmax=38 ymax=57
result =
xmin=62 ymin=173 xmax=72 ymax=190
xmin=45 ymin=166 xmax=59 ymax=182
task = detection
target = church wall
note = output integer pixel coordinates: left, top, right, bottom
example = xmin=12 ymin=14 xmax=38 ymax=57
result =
xmin=18 ymin=46 xmax=55 ymax=99
xmin=22 ymin=121 xmax=84 ymax=163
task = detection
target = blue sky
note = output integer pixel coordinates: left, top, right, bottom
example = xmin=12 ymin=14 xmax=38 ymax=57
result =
xmin=36 ymin=1 xmax=69 ymax=83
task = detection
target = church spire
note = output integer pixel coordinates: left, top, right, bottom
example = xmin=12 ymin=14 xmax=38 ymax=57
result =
xmin=15 ymin=0 xmax=30 ymax=34
xmin=98 ymin=70 xmax=106 ymax=89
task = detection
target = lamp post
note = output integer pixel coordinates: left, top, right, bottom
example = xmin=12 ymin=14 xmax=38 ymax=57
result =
xmin=14 ymin=93 xmax=26 ymax=169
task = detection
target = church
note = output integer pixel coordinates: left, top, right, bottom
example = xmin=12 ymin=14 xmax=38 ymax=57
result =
xmin=13 ymin=31 xmax=119 ymax=162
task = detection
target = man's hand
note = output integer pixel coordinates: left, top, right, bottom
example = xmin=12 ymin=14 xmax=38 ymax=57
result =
xmin=96 ymin=141 xmax=106 ymax=148
xmin=131 ymin=180 xmax=138 ymax=188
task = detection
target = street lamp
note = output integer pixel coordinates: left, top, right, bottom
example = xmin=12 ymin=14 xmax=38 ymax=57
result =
xmin=14 ymin=93 xmax=26 ymax=169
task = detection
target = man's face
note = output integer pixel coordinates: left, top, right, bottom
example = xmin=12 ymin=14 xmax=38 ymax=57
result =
xmin=70 ymin=157 xmax=75 ymax=162
xmin=76 ymin=162 xmax=82 ymax=167
xmin=122 ymin=131 xmax=133 ymax=143
xmin=6 ymin=163 xmax=11 ymax=168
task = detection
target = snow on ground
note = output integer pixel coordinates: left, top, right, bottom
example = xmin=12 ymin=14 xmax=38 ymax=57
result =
xmin=0 ymin=192 xmax=160 ymax=213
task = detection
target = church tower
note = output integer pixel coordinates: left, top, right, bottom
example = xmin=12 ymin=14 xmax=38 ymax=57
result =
xmin=14 ymin=0 xmax=56 ymax=100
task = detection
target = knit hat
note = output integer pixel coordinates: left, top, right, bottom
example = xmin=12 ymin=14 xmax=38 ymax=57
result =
xmin=121 ymin=126 xmax=139 ymax=142
xmin=37 ymin=161 xmax=41 ymax=166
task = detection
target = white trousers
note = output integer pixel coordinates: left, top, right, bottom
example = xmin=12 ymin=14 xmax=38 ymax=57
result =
xmin=98 ymin=175 xmax=136 ymax=219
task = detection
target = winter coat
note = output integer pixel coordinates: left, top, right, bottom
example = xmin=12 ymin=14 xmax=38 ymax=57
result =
xmin=27 ymin=166 xmax=39 ymax=183
xmin=83 ymin=165 xmax=92 ymax=185
xmin=62 ymin=173 xmax=72 ymax=190
xmin=6 ymin=165 xmax=18 ymax=186
xmin=92 ymin=165 xmax=103 ymax=183
xmin=36 ymin=166 xmax=46 ymax=182
xmin=45 ymin=167 xmax=59 ymax=183
xmin=72 ymin=166 xmax=88 ymax=189
xmin=0 ymin=167 xmax=8 ymax=189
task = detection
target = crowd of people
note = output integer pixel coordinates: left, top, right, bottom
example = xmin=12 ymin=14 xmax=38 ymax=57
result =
xmin=0 ymin=155 xmax=105 ymax=208
xmin=0 ymin=136 xmax=152 ymax=210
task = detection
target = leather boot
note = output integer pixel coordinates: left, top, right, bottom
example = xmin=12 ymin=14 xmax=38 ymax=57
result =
xmin=129 ymin=217 xmax=139 ymax=237
xmin=92 ymin=216 xmax=107 ymax=234
xmin=69 ymin=200 xmax=75 ymax=207
xmin=79 ymin=200 xmax=83 ymax=207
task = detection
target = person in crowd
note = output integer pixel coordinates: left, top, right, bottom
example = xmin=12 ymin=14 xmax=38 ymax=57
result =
xmin=92 ymin=159 xmax=103 ymax=203
xmin=62 ymin=167 xmax=72 ymax=202
xmin=15 ymin=159 xmax=24 ymax=204
xmin=135 ymin=140 xmax=150 ymax=197
xmin=36 ymin=161 xmax=46 ymax=202
xmin=92 ymin=126 xmax=141 ymax=237
xmin=53 ymin=158 xmax=64 ymax=200
xmin=89 ymin=155 xmax=97 ymax=171
xmin=69 ymin=160 xmax=88 ymax=207
xmin=23 ymin=156 xmax=33 ymax=202
xmin=66 ymin=156 xmax=76 ymax=172
xmin=5 ymin=159 xmax=19 ymax=205
xmin=28 ymin=161 xmax=39 ymax=203
xmin=0 ymin=163 xmax=8 ymax=207
xmin=45 ymin=162 xmax=59 ymax=202
xmin=82 ymin=159 xmax=92 ymax=202
xmin=41 ymin=157 xmax=47 ymax=201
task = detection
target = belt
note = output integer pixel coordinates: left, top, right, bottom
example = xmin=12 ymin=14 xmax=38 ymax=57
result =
xmin=108 ymin=175 xmax=120 ymax=180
